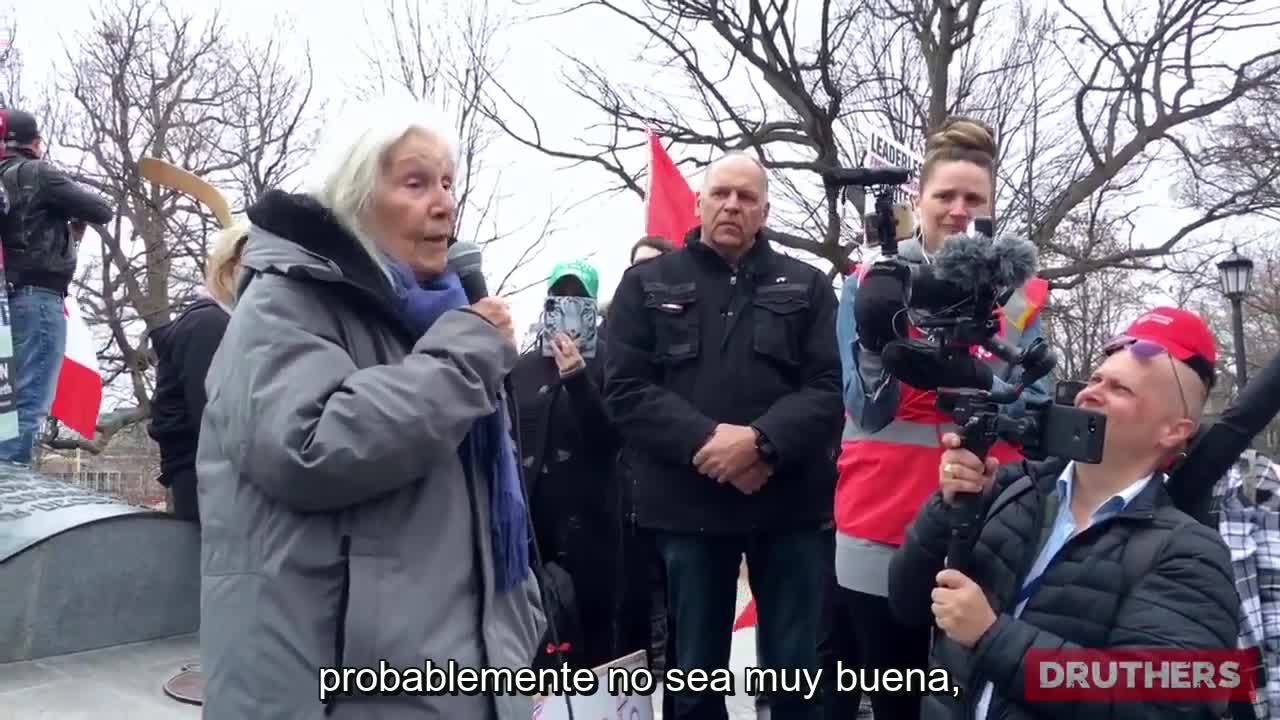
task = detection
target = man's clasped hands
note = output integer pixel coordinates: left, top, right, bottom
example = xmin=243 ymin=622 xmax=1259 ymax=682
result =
xmin=693 ymin=424 xmax=772 ymax=496
xmin=692 ymin=425 xmax=1004 ymax=648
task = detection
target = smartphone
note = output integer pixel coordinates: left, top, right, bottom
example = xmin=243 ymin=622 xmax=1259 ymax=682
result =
xmin=971 ymin=216 xmax=994 ymax=238
xmin=862 ymin=204 xmax=915 ymax=244
xmin=541 ymin=296 xmax=599 ymax=359
xmin=1054 ymin=380 xmax=1087 ymax=406
xmin=1041 ymin=404 xmax=1106 ymax=464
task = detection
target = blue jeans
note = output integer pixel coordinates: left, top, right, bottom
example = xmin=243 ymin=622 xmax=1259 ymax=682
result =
xmin=0 ymin=286 xmax=66 ymax=465
xmin=656 ymin=528 xmax=824 ymax=720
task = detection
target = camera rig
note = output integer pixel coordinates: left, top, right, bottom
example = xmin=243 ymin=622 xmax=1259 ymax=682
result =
xmin=823 ymin=165 xmax=912 ymax=260
xmin=827 ymin=165 xmax=1107 ymax=573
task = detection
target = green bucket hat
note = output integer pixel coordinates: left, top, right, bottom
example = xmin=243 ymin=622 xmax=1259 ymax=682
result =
xmin=547 ymin=259 xmax=599 ymax=298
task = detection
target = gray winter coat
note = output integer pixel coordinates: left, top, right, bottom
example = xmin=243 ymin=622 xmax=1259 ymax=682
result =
xmin=196 ymin=190 xmax=546 ymax=719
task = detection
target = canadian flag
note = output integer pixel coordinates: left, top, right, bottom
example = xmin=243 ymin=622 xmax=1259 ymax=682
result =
xmin=733 ymin=598 xmax=758 ymax=632
xmin=49 ymin=295 xmax=102 ymax=438
xmin=644 ymin=129 xmax=698 ymax=247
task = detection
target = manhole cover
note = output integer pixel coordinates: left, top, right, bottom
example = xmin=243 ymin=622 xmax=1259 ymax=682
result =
xmin=164 ymin=666 xmax=204 ymax=705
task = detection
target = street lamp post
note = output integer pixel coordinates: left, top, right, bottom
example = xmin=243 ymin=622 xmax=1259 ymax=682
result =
xmin=1217 ymin=245 xmax=1255 ymax=392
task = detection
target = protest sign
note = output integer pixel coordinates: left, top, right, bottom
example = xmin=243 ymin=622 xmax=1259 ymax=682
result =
xmin=0 ymin=243 xmax=20 ymax=442
xmin=861 ymin=128 xmax=923 ymax=207
xmin=531 ymin=650 xmax=653 ymax=720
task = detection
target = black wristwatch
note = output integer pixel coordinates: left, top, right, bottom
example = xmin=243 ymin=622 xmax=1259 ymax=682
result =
xmin=753 ymin=426 xmax=779 ymax=466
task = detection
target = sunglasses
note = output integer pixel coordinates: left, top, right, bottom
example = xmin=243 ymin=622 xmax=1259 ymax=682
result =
xmin=1101 ymin=336 xmax=1190 ymax=420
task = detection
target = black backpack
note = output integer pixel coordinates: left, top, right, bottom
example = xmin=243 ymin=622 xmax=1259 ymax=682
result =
xmin=0 ymin=155 xmax=33 ymax=250
xmin=530 ymin=559 xmax=586 ymax=671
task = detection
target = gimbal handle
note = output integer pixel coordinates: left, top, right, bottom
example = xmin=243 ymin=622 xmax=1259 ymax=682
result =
xmin=943 ymin=396 xmax=1001 ymax=576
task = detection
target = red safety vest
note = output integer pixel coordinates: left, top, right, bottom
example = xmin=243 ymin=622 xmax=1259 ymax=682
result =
xmin=834 ymin=265 xmax=1049 ymax=547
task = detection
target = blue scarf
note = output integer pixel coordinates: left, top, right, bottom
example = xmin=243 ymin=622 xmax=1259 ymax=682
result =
xmin=383 ymin=258 xmax=530 ymax=593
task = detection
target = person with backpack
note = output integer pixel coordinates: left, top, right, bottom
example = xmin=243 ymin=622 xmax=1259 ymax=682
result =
xmin=888 ymin=306 xmax=1241 ymax=720
xmin=0 ymin=109 xmax=113 ymax=464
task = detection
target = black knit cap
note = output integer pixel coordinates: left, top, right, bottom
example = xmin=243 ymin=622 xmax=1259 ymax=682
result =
xmin=2 ymin=109 xmax=40 ymax=145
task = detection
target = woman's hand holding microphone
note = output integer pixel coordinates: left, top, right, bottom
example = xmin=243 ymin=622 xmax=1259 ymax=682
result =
xmin=470 ymin=297 xmax=515 ymax=346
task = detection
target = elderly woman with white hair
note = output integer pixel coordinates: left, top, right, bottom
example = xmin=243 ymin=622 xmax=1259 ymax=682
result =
xmin=196 ymin=97 xmax=545 ymax=719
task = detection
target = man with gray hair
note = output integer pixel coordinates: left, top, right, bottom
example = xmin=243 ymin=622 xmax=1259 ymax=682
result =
xmin=606 ymin=152 xmax=843 ymax=719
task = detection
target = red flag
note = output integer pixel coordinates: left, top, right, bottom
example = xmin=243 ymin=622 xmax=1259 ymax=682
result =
xmin=644 ymin=130 xmax=698 ymax=247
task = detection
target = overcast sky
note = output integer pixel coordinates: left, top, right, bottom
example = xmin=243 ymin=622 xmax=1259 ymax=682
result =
xmin=9 ymin=0 xmax=668 ymax=342
xmin=6 ymin=0 xmax=1278 ymax=403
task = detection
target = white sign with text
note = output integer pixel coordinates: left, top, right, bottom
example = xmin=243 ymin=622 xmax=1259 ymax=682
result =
xmin=531 ymin=650 xmax=654 ymax=720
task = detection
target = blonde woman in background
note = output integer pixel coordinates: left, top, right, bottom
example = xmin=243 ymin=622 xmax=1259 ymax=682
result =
xmin=146 ymin=221 xmax=248 ymax=522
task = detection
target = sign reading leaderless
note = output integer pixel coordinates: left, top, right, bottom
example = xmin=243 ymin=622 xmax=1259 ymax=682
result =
xmin=862 ymin=128 xmax=924 ymax=206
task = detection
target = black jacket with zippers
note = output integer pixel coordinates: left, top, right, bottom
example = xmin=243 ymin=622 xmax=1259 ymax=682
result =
xmin=603 ymin=231 xmax=843 ymax=534
xmin=888 ymin=457 xmax=1240 ymax=720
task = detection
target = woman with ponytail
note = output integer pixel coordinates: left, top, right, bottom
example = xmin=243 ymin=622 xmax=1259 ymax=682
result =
xmin=831 ymin=117 xmax=1051 ymax=720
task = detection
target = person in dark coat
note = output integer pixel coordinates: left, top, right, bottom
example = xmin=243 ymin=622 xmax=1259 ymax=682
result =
xmin=147 ymin=223 xmax=248 ymax=522
xmin=614 ymin=235 xmax=679 ymax=716
xmin=511 ymin=258 xmax=622 ymax=670
xmin=889 ymin=306 xmax=1241 ymax=720
xmin=605 ymin=152 xmax=843 ymax=720
xmin=0 ymin=109 xmax=113 ymax=465
xmin=616 ymin=237 xmax=675 ymax=650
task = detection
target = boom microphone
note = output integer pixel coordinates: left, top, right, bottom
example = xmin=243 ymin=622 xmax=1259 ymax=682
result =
xmin=822 ymin=166 xmax=912 ymax=188
xmin=447 ymin=239 xmax=488 ymax=302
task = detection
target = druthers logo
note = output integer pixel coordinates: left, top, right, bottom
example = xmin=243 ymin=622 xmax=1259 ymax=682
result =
xmin=1024 ymin=648 xmax=1261 ymax=702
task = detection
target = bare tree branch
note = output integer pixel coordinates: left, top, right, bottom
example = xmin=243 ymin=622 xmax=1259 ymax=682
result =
xmin=488 ymin=0 xmax=1280 ymax=288
xmin=357 ymin=0 xmax=561 ymax=294
xmin=42 ymin=0 xmax=317 ymax=453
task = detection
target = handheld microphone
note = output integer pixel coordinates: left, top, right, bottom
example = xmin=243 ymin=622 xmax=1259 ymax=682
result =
xmin=447 ymin=241 xmax=574 ymax=693
xmin=447 ymin=239 xmax=488 ymax=303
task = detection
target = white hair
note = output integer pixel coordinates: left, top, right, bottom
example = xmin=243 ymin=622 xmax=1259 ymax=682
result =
xmin=304 ymin=94 xmax=461 ymax=272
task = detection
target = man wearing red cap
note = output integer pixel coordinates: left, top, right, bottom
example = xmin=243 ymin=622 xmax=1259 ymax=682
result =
xmin=887 ymin=306 xmax=1240 ymax=720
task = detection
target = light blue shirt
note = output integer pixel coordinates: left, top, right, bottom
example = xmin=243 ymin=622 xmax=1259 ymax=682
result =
xmin=973 ymin=462 xmax=1152 ymax=720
